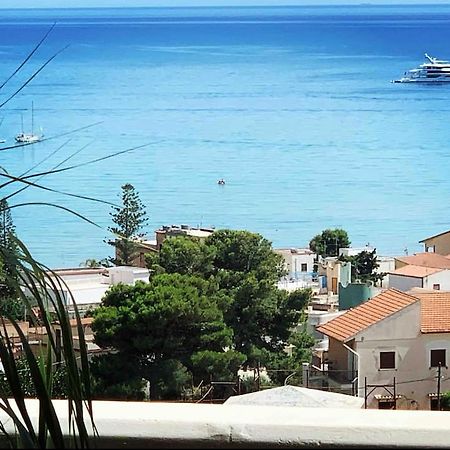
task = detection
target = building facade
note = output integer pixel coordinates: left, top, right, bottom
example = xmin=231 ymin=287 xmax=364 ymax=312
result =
xmin=420 ymin=230 xmax=450 ymax=255
xmin=317 ymin=289 xmax=450 ymax=410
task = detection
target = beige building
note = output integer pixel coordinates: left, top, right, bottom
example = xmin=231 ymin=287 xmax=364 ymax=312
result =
xmin=317 ymin=289 xmax=450 ymax=410
xmin=420 ymin=229 xmax=450 ymax=255
xmin=154 ymin=225 xmax=214 ymax=251
xmin=132 ymin=224 xmax=215 ymax=267
xmin=318 ymin=258 xmax=351 ymax=294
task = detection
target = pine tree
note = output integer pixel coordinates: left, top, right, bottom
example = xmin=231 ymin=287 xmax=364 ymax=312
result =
xmin=107 ymin=184 xmax=148 ymax=266
xmin=0 ymin=199 xmax=19 ymax=306
xmin=0 ymin=199 xmax=16 ymax=252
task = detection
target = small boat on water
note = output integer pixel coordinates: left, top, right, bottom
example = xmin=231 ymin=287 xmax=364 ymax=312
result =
xmin=15 ymin=132 xmax=42 ymax=144
xmin=217 ymin=178 xmax=225 ymax=185
xmin=393 ymin=53 xmax=450 ymax=83
xmin=15 ymin=102 xmax=43 ymax=144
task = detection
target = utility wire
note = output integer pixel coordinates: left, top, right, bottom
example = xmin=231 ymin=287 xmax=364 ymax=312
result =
xmin=0 ymin=23 xmax=56 ymax=90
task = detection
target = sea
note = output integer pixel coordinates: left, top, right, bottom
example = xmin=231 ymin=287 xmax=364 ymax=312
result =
xmin=0 ymin=4 xmax=449 ymax=268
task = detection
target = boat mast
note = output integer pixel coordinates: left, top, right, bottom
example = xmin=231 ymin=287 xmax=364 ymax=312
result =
xmin=31 ymin=101 xmax=34 ymax=135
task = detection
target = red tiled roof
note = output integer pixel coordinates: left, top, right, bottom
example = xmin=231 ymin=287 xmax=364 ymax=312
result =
xmin=395 ymin=253 xmax=450 ymax=270
xmin=390 ymin=265 xmax=443 ymax=278
xmin=413 ymin=291 xmax=450 ymax=334
xmin=316 ymin=289 xmax=418 ymax=342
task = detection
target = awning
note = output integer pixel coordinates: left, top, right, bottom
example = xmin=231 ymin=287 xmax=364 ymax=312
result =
xmin=374 ymin=394 xmax=402 ymax=401
xmin=428 ymin=393 xmax=443 ymax=398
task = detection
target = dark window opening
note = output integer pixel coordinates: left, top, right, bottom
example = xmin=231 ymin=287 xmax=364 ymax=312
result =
xmin=380 ymin=351 xmax=395 ymax=369
xmin=431 ymin=349 xmax=446 ymax=368
xmin=378 ymin=400 xmax=396 ymax=409
xmin=301 ymin=263 xmax=307 ymax=272
xmin=430 ymin=398 xmax=441 ymax=410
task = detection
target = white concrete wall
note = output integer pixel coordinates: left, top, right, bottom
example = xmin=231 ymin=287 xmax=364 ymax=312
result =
xmin=44 ymin=266 xmax=151 ymax=314
xmin=423 ymin=270 xmax=450 ymax=291
xmin=291 ymin=253 xmax=315 ymax=274
xmin=277 ymin=250 xmax=316 ymax=279
xmin=5 ymin=399 xmax=450 ymax=448
xmin=62 ymin=286 xmax=110 ymax=306
xmin=388 ymin=274 xmax=422 ymax=292
xmin=389 ymin=271 xmax=450 ymax=292
xmin=376 ymin=257 xmax=395 ymax=288
xmin=339 ymin=246 xmax=374 ymax=257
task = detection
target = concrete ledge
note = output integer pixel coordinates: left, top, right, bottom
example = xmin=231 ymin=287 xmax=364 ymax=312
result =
xmin=2 ymin=400 xmax=450 ymax=448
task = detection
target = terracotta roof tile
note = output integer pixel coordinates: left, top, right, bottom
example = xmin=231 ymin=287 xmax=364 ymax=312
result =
xmin=390 ymin=265 xmax=444 ymax=278
xmin=316 ymin=288 xmax=418 ymax=342
xmin=395 ymin=253 xmax=450 ymax=270
xmin=413 ymin=291 xmax=450 ymax=334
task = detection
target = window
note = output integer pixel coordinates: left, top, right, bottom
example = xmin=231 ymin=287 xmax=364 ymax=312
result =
xmin=301 ymin=263 xmax=307 ymax=272
xmin=378 ymin=400 xmax=396 ymax=409
xmin=433 ymin=284 xmax=441 ymax=290
xmin=430 ymin=349 xmax=446 ymax=368
xmin=380 ymin=351 xmax=395 ymax=369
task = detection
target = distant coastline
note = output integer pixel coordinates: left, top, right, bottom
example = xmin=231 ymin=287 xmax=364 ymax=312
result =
xmin=1 ymin=3 xmax=450 ymax=11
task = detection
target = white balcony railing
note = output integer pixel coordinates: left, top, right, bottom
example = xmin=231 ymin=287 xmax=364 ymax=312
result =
xmin=2 ymin=399 xmax=450 ymax=448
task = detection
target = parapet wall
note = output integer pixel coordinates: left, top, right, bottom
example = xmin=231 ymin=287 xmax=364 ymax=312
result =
xmin=3 ymin=400 xmax=450 ymax=448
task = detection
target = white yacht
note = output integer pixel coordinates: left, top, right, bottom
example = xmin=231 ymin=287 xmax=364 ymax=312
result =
xmin=393 ymin=53 xmax=450 ymax=83
xmin=15 ymin=102 xmax=43 ymax=144
xmin=15 ymin=132 xmax=42 ymax=144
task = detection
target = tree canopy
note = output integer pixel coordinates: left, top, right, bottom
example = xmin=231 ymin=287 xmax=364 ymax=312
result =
xmin=94 ymin=229 xmax=315 ymax=399
xmin=157 ymin=235 xmax=215 ymax=276
xmin=92 ymin=273 xmax=244 ymax=398
xmin=146 ymin=229 xmax=313 ymax=368
xmin=339 ymin=249 xmax=386 ymax=285
xmin=309 ymin=228 xmax=350 ymax=258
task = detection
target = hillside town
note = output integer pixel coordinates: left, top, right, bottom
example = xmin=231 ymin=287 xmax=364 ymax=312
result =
xmin=6 ymin=209 xmax=450 ymax=412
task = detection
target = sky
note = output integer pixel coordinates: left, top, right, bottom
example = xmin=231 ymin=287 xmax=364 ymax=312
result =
xmin=1 ymin=0 xmax=450 ymax=9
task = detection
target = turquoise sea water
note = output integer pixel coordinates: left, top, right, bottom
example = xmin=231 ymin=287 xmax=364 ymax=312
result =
xmin=1 ymin=4 xmax=450 ymax=267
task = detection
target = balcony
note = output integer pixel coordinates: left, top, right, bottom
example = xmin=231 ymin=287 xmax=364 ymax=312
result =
xmin=2 ymin=399 xmax=450 ymax=448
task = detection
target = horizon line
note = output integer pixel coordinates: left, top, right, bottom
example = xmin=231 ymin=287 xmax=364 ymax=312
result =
xmin=1 ymin=3 xmax=450 ymax=10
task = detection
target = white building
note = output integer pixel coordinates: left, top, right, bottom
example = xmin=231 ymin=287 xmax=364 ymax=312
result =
xmin=376 ymin=256 xmax=395 ymax=288
xmin=389 ymin=265 xmax=450 ymax=292
xmin=43 ymin=266 xmax=150 ymax=317
xmin=274 ymin=248 xmax=316 ymax=280
xmin=338 ymin=245 xmax=375 ymax=258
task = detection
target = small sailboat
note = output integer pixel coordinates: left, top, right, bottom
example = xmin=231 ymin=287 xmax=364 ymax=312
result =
xmin=15 ymin=102 xmax=43 ymax=144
